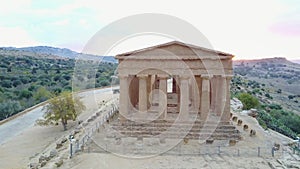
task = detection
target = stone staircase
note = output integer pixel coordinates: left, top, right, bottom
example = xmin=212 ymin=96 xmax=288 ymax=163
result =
xmin=109 ymin=117 xmax=241 ymax=141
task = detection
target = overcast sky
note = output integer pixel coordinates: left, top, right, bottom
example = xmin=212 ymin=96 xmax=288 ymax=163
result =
xmin=0 ymin=0 xmax=299 ymax=60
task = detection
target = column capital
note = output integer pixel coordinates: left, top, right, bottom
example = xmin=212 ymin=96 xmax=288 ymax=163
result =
xmin=119 ymin=74 xmax=129 ymax=79
xmin=201 ymin=74 xmax=212 ymax=80
xmin=137 ymin=74 xmax=148 ymax=79
xmin=179 ymin=75 xmax=190 ymax=80
xmin=221 ymin=75 xmax=234 ymax=80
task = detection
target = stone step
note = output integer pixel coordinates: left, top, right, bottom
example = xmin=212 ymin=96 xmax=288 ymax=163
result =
xmin=113 ymin=127 xmax=239 ymax=133
xmin=106 ymin=116 xmax=240 ymax=140
xmin=110 ymin=127 xmax=238 ymax=134
xmin=115 ymin=119 xmax=230 ymax=125
xmin=113 ymin=131 xmax=239 ymax=137
xmin=108 ymin=131 xmax=241 ymax=140
xmin=112 ymin=121 xmax=231 ymax=127
xmin=111 ymin=123 xmax=236 ymax=130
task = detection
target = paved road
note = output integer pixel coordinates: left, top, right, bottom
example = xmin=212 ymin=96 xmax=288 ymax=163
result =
xmin=0 ymin=87 xmax=115 ymax=145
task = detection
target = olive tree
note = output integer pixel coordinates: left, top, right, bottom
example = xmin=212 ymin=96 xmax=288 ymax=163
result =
xmin=44 ymin=91 xmax=85 ymax=130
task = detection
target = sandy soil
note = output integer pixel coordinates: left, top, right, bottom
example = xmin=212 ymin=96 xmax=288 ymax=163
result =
xmin=0 ymin=89 xmax=114 ymax=169
xmin=61 ymin=153 xmax=273 ymax=169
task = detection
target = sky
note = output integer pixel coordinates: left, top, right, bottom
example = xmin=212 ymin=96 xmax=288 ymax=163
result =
xmin=0 ymin=0 xmax=299 ymax=60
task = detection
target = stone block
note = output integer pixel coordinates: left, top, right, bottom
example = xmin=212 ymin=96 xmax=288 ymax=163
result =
xmin=229 ymin=139 xmax=237 ymax=146
xmin=237 ymin=119 xmax=243 ymax=126
xmin=250 ymin=129 xmax=256 ymax=137
xmin=206 ymin=139 xmax=214 ymax=144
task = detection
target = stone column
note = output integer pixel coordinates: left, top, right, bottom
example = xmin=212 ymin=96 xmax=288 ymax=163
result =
xmin=129 ymin=76 xmax=139 ymax=110
xmin=216 ymin=76 xmax=225 ymax=116
xmin=221 ymin=75 xmax=232 ymax=122
xmin=146 ymin=75 xmax=151 ymax=108
xmin=138 ymin=75 xmax=148 ymax=112
xmin=174 ymin=76 xmax=180 ymax=109
xmin=150 ymin=75 xmax=156 ymax=106
xmin=190 ymin=77 xmax=199 ymax=112
xmin=210 ymin=76 xmax=217 ymax=113
xmin=179 ymin=75 xmax=190 ymax=120
xmin=119 ymin=75 xmax=129 ymax=122
xmin=189 ymin=79 xmax=193 ymax=108
xmin=158 ymin=75 xmax=168 ymax=119
xmin=195 ymin=76 xmax=202 ymax=113
xmin=200 ymin=75 xmax=210 ymax=121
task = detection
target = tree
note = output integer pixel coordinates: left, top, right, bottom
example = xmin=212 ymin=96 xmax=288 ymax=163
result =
xmin=237 ymin=92 xmax=260 ymax=110
xmin=33 ymin=87 xmax=52 ymax=102
xmin=12 ymin=80 xmax=22 ymax=87
xmin=19 ymin=90 xmax=33 ymax=99
xmin=265 ymin=93 xmax=273 ymax=99
xmin=44 ymin=91 xmax=85 ymax=130
xmin=1 ymin=80 xmax=12 ymax=88
xmin=0 ymin=100 xmax=22 ymax=120
xmin=276 ymin=89 xmax=282 ymax=94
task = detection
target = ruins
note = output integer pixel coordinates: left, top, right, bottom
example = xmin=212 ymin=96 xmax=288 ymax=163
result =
xmin=112 ymin=41 xmax=240 ymax=141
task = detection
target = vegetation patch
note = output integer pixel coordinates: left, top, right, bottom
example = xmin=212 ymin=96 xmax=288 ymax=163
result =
xmin=0 ymin=55 xmax=116 ymax=120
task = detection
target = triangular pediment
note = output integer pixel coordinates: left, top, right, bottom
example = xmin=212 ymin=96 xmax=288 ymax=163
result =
xmin=115 ymin=41 xmax=234 ymax=60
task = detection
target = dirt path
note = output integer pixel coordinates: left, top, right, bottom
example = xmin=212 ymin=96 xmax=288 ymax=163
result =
xmin=0 ymin=88 xmax=114 ymax=169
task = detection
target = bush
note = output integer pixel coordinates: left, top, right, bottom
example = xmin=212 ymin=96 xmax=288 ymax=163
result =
xmin=257 ymin=118 xmax=267 ymax=130
xmin=265 ymin=93 xmax=273 ymax=99
xmin=0 ymin=100 xmax=22 ymax=120
xmin=269 ymin=109 xmax=300 ymax=134
xmin=33 ymin=87 xmax=51 ymax=102
xmin=99 ymin=80 xmax=110 ymax=87
xmin=268 ymin=103 xmax=282 ymax=110
xmin=1 ymin=80 xmax=12 ymax=88
xmin=19 ymin=90 xmax=33 ymax=99
xmin=257 ymin=110 xmax=297 ymax=139
xmin=12 ymin=80 xmax=22 ymax=87
xmin=237 ymin=93 xmax=260 ymax=110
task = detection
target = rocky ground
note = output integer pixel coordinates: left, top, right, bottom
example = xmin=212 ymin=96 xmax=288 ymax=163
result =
xmin=58 ymin=98 xmax=300 ymax=169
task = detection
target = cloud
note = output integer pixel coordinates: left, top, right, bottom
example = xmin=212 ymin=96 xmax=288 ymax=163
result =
xmin=52 ymin=19 xmax=70 ymax=26
xmin=270 ymin=21 xmax=300 ymax=36
xmin=0 ymin=0 xmax=299 ymax=60
xmin=0 ymin=27 xmax=41 ymax=47
xmin=0 ymin=0 xmax=32 ymax=14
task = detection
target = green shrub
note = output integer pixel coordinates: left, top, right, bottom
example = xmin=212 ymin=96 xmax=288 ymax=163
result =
xmin=237 ymin=92 xmax=260 ymax=110
xmin=257 ymin=110 xmax=297 ymax=139
xmin=0 ymin=100 xmax=22 ymax=120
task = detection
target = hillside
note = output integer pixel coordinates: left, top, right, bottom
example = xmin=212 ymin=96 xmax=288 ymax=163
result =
xmin=291 ymin=60 xmax=300 ymax=64
xmin=0 ymin=46 xmax=117 ymax=63
xmin=0 ymin=50 xmax=117 ymax=121
xmin=233 ymin=57 xmax=300 ymax=113
xmin=232 ymin=57 xmax=300 ymax=139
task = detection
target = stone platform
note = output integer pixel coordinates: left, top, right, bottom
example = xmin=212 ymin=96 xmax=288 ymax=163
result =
xmin=108 ymin=113 xmax=241 ymax=141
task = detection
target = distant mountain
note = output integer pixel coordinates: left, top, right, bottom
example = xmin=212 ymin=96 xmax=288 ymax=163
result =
xmin=234 ymin=57 xmax=296 ymax=64
xmin=233 ymin=57 xmax=300 ymax=114
xmin=291 ymin=59 xmax=300 ymax=64
xmin=234 ymin=57 xmax=300 ymax=71
xmin=0 ymin=46 xmax=117 ymax=63
xmin=19 ymin=46 xmax=78 ymax=58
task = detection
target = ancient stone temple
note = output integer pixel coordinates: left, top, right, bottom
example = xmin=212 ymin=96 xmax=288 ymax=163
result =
xmin=113 ymin=41 xmax=239 ymax=140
